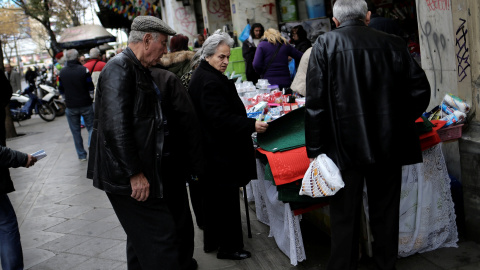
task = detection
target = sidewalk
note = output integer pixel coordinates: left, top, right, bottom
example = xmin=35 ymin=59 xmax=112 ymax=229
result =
xmin=3 ymin=115 xmax=480 ymax=270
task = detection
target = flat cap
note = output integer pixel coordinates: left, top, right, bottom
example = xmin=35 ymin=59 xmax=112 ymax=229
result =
xmin=131 ymin=16 xmax=176 ymax=36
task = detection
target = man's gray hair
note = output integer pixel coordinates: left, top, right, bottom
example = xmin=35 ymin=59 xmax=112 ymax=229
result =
xmin=128 ymin=31 xmax=160 ymax=44
xmin=89 ymin=48 xmax=101 ymax=59
xmin=195 ymin=31 xmax=234 ymax=61
xmin=65 ymin=49 xmax=79 ymax=61
xmin=333 ymin=0 xmax=368 ymax=24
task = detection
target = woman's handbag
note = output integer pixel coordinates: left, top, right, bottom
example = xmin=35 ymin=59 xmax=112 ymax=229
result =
xmin=299 ymin=154 xmax=345 ymax=198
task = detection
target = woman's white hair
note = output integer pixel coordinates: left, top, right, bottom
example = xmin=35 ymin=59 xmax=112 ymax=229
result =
xmin=195 ymin=30 xmax=234 ymax=61
xmin=333 ymin=0 xmax=368 ymax=24
xmin=65 ymin=49 xmax=79 ymax=61
xmin=128 ymin=31 xmax=160 ymax=44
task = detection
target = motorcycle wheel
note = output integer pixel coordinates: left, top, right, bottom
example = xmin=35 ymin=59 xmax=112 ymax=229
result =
xmin=54 ymin=101 xmax=66 ymax=116
xmin=38 ymin=104 xmax=56 ymax=122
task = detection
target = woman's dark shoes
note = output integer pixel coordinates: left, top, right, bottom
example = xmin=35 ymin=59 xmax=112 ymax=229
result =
xmin=216 ymin=249 xmax=251 ymax=260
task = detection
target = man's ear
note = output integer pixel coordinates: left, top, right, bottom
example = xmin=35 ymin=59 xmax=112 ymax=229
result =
xmin=365 ymin=11 xmax=371 ymax=25
xmin=332 ymin=17 xmax=340 ymax=28
xmin=143 ymin=33 xmax=151 ymax=49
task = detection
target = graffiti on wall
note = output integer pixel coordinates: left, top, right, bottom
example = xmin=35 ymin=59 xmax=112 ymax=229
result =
xmin=456 ymin=18 xmax=470 ymax=82
xmin=175 ymin=7 xmax=197 ymax=36
xmin=417 ymin=1 xmax=451 ymax=98
xmin=425 ymin=0 xmax=450 ymax=11
xmin=207 ymin=0 xmax=231 ymax=19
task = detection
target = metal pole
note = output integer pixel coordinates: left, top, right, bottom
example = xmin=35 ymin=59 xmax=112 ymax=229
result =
xmin=243 ymin=186 xmax=252 ymax=238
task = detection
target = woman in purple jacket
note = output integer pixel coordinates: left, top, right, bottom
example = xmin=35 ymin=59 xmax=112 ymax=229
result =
xmin=252 ymin=28 xmax=303 ymax=89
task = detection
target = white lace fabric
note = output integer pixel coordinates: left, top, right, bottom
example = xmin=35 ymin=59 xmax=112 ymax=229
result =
xmin=248 ymin=144 xmax=458 ymax=265
xmin=398 ymin=143 xmax=458 ymax=256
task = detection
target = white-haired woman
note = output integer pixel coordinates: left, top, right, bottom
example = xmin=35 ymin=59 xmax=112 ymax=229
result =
xmin=188 ymin=31 xmax=268 ymax=260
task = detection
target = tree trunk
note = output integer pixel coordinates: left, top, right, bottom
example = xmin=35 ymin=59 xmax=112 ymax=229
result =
xmin=5 ymin=107 xmax=17 ymax=139
xmin=1 ymin=40 xmax=18 ymax=138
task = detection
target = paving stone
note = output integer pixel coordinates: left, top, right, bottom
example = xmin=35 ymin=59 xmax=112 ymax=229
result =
xmin=22 ymin=248 xmax=56 ymax=270
xmin=113 ymin=264 xmax=128 ymax=270
xmin=49 ymin=205 xmax=94 ymax=219
xmin=44 ymin=218 xmax=94 ymax=234
xmin=457 ymin=262 xmax=480 ymax=270
xmin=27 ymin=204 xmax=70 ymax=218
xmin=21 ymin=230 xmax=65 ymax=249
xmin=76 ymin=208 xmax=115 ymax=221
xmin=99 ymin=226 xmax=127 ymax=241
xmin=28 ymin=253 xmax=90 ymax=270
xmin=66 ymin=238 xmax=124 ymax=257
xmin=58 ymin=189 xmax=111 ymax=207
xmin=38 ymin=234 xmax=94 ymax=253
xmin=70 ymin=220 xmax=120 ymax=237
xmin=97 ymin=213 xmax=120 ymax=223
xmin=421 ymin=241 xmax=480 ymax=269
xmin=19 ymin=216 xmax=66 ymax=233
xmin=71 ymin=258 xmax=123 ymax=270
xmin=98 ymin=242 xmax=127 ymax=262
xmin=396 ymin=255 xmax=443 ymax=270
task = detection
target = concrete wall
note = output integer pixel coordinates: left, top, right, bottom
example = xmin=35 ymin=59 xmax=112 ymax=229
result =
xmin=163 ymin=0 xmax=198 ymax=47
xmin=416 ymin=0 xmax=458 ymax=110
xmin=200 ymin=0 xmax=232 ymax=34
xmin=230 ymin=0 xmax=279 ymax=43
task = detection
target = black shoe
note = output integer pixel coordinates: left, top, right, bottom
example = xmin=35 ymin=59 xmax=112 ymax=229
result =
xmin=217 ymin=249 xmax=251 ymax=260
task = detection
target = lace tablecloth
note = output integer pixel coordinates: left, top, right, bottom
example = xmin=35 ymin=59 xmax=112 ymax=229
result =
xmin=397 ymin=144 xmax=458 ymax=256
xmin=248 ymin=143 xmax=458 ymax=265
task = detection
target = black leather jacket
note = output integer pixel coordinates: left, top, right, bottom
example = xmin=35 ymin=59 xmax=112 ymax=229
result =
xmin=306 ymin=20 xmax=431 ymax=170
xmin=87 ymin=47 xmax=166 ymax=198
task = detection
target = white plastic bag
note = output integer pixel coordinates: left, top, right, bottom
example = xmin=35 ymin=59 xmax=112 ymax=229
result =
xmin=299 ymin=154 xmax=345 ymax=198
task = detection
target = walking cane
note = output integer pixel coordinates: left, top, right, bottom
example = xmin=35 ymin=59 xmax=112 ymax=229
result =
xmin=243 ymin=185 xmax=252 ymax=238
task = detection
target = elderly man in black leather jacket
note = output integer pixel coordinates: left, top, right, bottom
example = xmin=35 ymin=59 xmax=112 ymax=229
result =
xmin=87 ymin=16 xmax=202 ymax=270
xmin=305 ymin=0 xmax=431 ymax=269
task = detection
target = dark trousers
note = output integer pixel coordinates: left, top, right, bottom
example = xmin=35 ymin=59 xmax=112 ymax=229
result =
xmin=0 ymin=194 xmax=24 ymax=270
xmin=327 ymin=164 xmax=402 ymax=270
xmin=202 ymin=183 xmax=244 ymax=252
xmin=107 ymin=193 xmax=180 ymax=270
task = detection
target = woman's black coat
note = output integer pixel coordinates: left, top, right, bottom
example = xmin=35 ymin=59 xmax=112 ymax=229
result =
xmin=188 ymin=60 xmax=257 ymax=187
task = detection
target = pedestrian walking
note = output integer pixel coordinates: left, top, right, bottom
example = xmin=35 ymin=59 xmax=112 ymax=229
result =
xmin=305 ymin=0 xmax=431 ymax=269
xmin=4 ymin=64 xmax=21 ymax=93
xmin=58 ymin=49 xmax=95 ymax=161
xmin=87 ymin=15 xmax=199 ymax=270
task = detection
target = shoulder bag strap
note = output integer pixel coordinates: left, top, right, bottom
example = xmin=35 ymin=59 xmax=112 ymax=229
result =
xmin=89 ymin=60 xmax=99 ymax=75
xmin=261 ymin=44 xmax=282 ymax=79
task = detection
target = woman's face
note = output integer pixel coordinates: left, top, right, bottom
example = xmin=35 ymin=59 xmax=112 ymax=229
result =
xmin=206 ymin=44 xmax=230 ymax=73
xmin=292 ymin=29 xmax=299 ymax=41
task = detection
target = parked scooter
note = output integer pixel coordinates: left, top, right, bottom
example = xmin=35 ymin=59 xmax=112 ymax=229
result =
xmin=37 ymin=82 xmax=66 ymax=116
xmin=10 ymin=84 xmax=56 ymax=122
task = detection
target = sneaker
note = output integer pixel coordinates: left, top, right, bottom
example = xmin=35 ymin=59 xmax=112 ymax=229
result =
xmin=79 ymin=158 xmax=87 ymax=161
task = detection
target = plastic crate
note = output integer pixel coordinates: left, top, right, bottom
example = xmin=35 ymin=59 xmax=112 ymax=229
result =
xmin=230 ymin=47 xmax=243 ymax=62
xmin=437 ymin=124 xmax=463 ymax=141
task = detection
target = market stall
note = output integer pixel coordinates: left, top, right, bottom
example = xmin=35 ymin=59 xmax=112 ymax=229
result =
xmin=240 ymin=93 xmax=462 ymax=265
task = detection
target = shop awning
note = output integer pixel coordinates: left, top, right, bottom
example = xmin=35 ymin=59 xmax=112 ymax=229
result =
xmin=58 ymin=24 xmax=116 ymax=49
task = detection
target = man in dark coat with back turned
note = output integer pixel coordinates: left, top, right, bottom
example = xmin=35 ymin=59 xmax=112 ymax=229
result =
xmin=87 ymin=15 xmax=202 ymax=270
xmin=59 ymin=49 xmax=95 ymax=161
xmin=305 ymin=0 xmax=431 ymax=269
